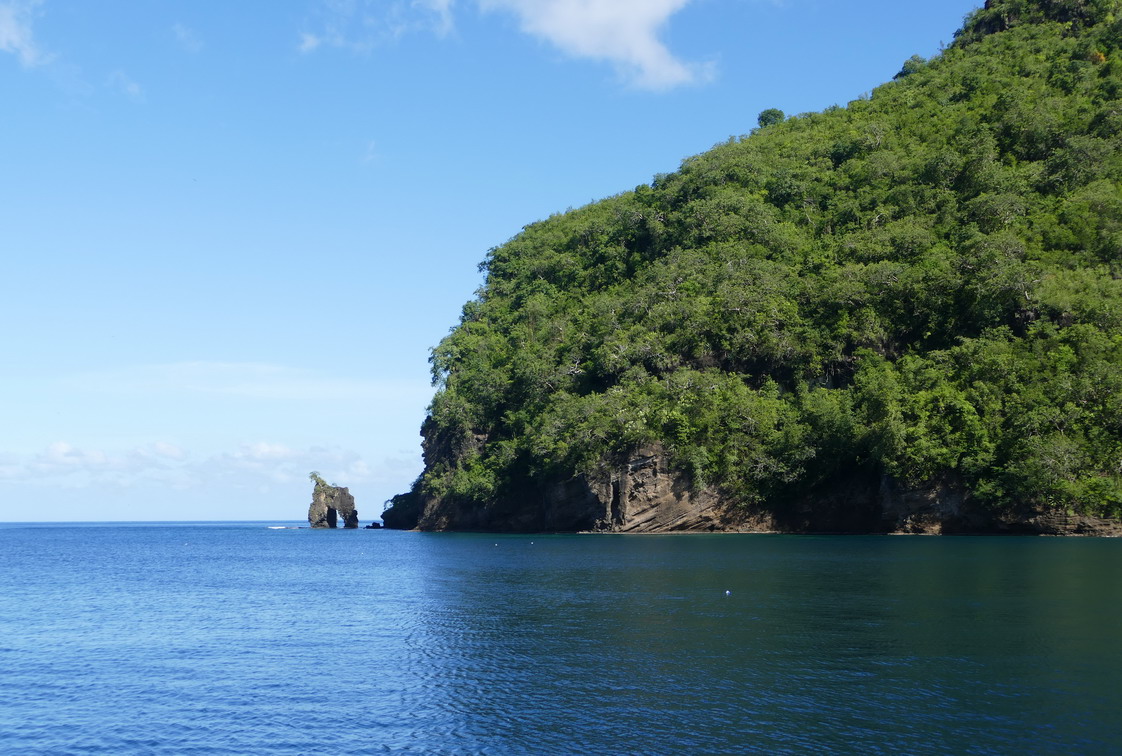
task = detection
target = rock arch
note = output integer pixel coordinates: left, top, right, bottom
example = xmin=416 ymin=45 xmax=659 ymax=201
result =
xmin=307 ymin=472 xmax=359 ymax=528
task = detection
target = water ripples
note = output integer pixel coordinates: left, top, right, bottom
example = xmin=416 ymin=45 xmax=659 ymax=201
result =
xmin=1 ymin=526 xmax=1120 ymax=754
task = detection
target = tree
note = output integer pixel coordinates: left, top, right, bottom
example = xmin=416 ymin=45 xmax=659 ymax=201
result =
xmin=757 ymin=108 xmax=785 ymax=128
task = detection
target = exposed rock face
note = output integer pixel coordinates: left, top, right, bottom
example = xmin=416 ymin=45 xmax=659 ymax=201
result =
xmin=381 ymin=490 xmax=422 ymax=530
xmin=584 ymin=447 xmax=741 ymax=533
xmin=1018 ymin=512 xmax=1122 ymax=537
xmin=384 ymin=444 xmax=1120 ymax=535
xmin=308 ymin=483 xmax=359 ymax=529
xmin=397 ymin=444 xmax=768 ymax=533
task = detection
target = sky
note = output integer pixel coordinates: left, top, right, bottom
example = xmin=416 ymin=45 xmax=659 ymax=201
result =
xmin=1 ymin=0 xmax=981 ymax=522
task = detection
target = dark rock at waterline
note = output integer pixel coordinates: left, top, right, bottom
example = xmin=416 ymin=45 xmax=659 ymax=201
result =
xmin=381 ymin=443 xmax=1122 ymax=536
xmin=364 ymin=521 xmax=382 ymax=529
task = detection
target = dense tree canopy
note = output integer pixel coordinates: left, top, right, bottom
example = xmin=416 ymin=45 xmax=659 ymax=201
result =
xmin=389 ymin=0 xmax=1122 ymax=524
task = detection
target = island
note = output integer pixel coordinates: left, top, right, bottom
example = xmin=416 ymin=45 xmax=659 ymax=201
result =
xmin=383 ymin=0 xmax=1122 ymax=535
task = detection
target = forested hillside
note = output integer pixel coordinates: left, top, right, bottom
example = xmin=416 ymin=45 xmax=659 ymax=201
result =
xmin=384 ymin=0 xmax=1122 ymax=531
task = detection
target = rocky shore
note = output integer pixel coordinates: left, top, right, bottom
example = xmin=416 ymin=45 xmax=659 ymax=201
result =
xmin=382 ymin=445 xmax=1122 ymax=536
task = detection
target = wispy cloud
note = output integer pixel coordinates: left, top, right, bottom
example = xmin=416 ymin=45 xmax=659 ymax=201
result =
xmin=479 ymin=0 xmax=705 ymax=90
xmin=206 ymin=442 xmax=383 ymax=487
xmin=362 ymin=138 xmax=379 ymax=164
xmin=298 ymin=0 xmax=455 ymax=55
xmin=417 ymin=0 xmax=455 ymax=37
xmin=0 ymin=440 xmax=189 ymax=486
xmin=0 ymin=440 xmax=414 ymax=494
xmin=172 ymin=22 xmax=203 ymax=53
xmin=107 ymin=69 xmax=143 ymax=100
xmin=298 ymin=31 xmax=322 ymax=53
xmin=298 ymin=0 xmax=703 ymax=89
xmin=66 ymin=361 xmax=431 ymax=403
xmin=0 ymin=0 xmax=49 ymax=67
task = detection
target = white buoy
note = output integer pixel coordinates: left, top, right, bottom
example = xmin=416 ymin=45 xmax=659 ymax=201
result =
xmin=725 ymin=590 xmax=732 ymax=596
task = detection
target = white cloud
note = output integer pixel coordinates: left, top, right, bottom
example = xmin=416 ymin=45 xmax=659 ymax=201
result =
xmin=0 ymin=439 xmax=412 ymax=493
xmin=0 ymin=440 xmax=186 ymax=485
xmin=172 ymin=22 xmax=203 ymax=53
xmin=66 ymin=361 xmax=431 ymax=403
xmin=0 ymin=0 xmax=49 ymax=67
xmin=0 ymin=439 xmax=424 ymax=520
xmin=207 ymin=442 xmax=384 ymax=487
xmin=40 ymin=441 xmax=109 ymax=471
xmin=299 ymin=0 xmax=704 ymax=90
xmin=150 ymin=441 xmax=187 ymax=460
xmin=479 ymin=0 xmax=703 ymax=90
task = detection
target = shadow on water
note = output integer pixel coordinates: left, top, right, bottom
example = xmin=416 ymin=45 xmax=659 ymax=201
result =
xmin=395 ymin=534 xmax=1122 ymax=754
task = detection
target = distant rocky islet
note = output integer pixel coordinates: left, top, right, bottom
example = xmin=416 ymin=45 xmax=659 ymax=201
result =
xmin=305 ymin=472 xmax=380 ymax=529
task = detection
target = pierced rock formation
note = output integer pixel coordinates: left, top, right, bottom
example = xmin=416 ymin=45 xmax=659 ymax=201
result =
xmin=307 ymin=474 xmax=359 ymax=528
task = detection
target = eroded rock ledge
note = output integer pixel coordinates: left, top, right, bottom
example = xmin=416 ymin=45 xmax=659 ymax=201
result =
xmin=382 ymin=445 xmax=1121 ymax=536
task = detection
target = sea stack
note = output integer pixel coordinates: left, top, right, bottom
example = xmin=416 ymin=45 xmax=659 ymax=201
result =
xmin=307 ymin=471 xmax=359 ymax=528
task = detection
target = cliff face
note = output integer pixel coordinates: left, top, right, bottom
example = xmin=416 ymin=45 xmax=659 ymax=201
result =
xmin=405 ymin=445 xmax=734 ymax=533
xmin=389 ymin=445 xmax=719 ymax=533
xmin=388 ymin=444 xmax=1119 ymax=535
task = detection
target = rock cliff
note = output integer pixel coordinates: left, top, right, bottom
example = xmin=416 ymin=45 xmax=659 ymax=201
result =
xmin=383 ymin=445 xmax=1120 ymax=536
xmin=307 ymin=474 xmax=359 ymax=529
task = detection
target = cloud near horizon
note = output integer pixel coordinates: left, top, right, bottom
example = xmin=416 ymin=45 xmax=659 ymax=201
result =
xmin=0 ymin=440 xmax=411 ymax=494
xmin=0 ymin=440 xmax=189 ymax=487
xmin=300 ymin=0 xmax=705 ymax=90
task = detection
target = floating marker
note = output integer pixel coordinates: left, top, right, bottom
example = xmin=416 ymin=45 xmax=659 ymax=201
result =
xmin=725 ymin=590 xmax=732 ymax=596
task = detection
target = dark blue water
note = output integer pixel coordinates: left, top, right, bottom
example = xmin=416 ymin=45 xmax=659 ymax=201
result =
xmin=1 ymin=525 xmax=1119 ymax=754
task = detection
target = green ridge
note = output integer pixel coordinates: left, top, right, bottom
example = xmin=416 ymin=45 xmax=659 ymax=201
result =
xmin=385 ymin=0 xmax=1122 ymax=528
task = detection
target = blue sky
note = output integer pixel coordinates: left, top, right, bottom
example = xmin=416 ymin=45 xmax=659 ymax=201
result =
xmin=1 ymin=0 xmax=979 ymax=522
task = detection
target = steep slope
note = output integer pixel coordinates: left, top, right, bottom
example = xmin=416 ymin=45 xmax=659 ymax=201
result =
xmin=384 ymin=0 xmax=1122 ymax=533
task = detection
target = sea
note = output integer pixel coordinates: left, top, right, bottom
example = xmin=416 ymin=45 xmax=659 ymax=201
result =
xmin=0 ymin=523 xmax=1119 ymax=755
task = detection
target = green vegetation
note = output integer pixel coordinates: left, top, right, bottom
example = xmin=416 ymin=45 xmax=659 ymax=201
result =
xmin=757 ymin=108 xmax=785 ymax=128
xmin=391 ymin=0 xmax=1122 ymax=524
xmin=309 ymin=471 xmax=331 ymax=493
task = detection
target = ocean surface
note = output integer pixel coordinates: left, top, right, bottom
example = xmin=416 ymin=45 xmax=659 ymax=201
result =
xmin=0 ymin=524 xmax=1119 ymax=755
